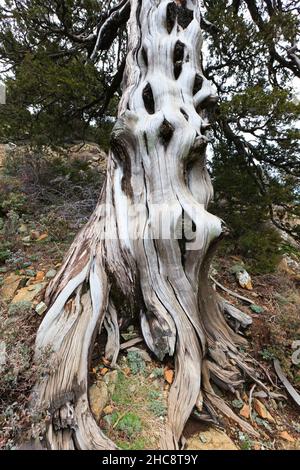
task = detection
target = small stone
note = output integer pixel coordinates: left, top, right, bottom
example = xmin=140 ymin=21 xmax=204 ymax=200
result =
xmin=35 ymin=271 xmax=45 ymax=282
xmin=46 ymin=269 xmax=57 ymax=279
xmin=1 ymin=273 xmax=22 ymax=301
xmin=103 ymin=405 xmax=113 ymax=415
xmin=278 ymin=255 xmax=300 ymax=276
xmin=236 ymin=269 xmax=253 ymax=290
xmin=250 ymin=304 xmax=264 ymax=314
xmin=187 ymin=428 xmax=237 ymax=450
xmin=18 ymin=224 xmax=28 ymax=234
xmin=30 ymin=230 xmax=41 ymax=240
xmin=22 ymin=236 xmax=31 ymax=244
xmin=89 ymin=382 xmax=109 ymax=421
xmin=164 ymin=369 xmax=174 ymax=385
xmin=37 ymin=233 xmax=48 ymax=242
xmin=121 ymin=332 xmax=137 ymax=341
xmin=240 ymin=404 xmax=250 ymax=419
xmin=279 ymin=431 xmax=295 ymax=442
xmin=25 ymin=269 xmax=36 ymax=277
xmin=196 ymin=393 xmax=204 ymax=412
xmin=35 ymin=302 xmax=48 ymax=316
xmin=12 ymin=282 xmax=46 ymax=304
xmin=104 ymin=370 xmax=118 ymax=397
xmin=253 ymin=399 xmax=275 ymax=423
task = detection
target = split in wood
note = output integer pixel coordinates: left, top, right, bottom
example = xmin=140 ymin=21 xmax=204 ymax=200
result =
xmin=173 ymin=41 xmax=185 ymax=79
xmin=193 ymin=74 xmax=204 ymax=95
xmin=143 ymin=83 xmax=155 ymax=114
xmin=159 ymin=119 xmax=174 ymax=147
xmin=166 ymin=2 xmax=194 ymax=34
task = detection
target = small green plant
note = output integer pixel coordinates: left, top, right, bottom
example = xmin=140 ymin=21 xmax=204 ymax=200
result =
xmin=148 ymin=390 xmax=161 ymax=400
xmin=39 ymin=212 xmax=69 ymax=241
xmin=232 ymin=399 xmax=244 ymax=409
xmin=1 ymin=193 xmax=27 ymax=215
xmin=103 ymin=410 xmax=118 ymax=428
xmin=127 ymin=351 xmax=146 ymax=375
xmin=254 ymin=416 xmax=272 ymax=431
xmin=4 ymin=250 xmax=27 ymax=270
xmin=0 ymin=245 xmax=11 ymax=263
xmin=112 ymin=372 xmax=129 ymax=405
xmin=152 ymin=367 xmax=164 ymax=378
xmin=149 ymin=400 xmax=167 ymax=418
xmin=115 ymin=412 xmax=142 ymax=437
xmin=259 ymin=348 xmax=275 ymax=361
xmin=238 ymin=432 xmax=253 ymax=450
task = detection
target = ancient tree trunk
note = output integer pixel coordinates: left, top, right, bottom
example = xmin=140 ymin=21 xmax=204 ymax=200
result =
xmin=33 ymin=0 xmax=260 ymax=450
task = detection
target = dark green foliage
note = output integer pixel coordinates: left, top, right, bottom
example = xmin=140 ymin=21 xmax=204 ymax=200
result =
xmin=0 ymin=244 xmax=11 ymax=263
xmin=0 ymin=0 xmax=299 ymax=273
xmin=0 ymin=0 xmax=122 ymax=145
xmin=204 ymin=0 xmax=299 ymax=262
xmin=1 ymin=55 xmax=105 ymax=145
xmin=211 ymin=146 xmax=283 ymax=273
xmin=127 ymin=351 xmax=146 ymax=375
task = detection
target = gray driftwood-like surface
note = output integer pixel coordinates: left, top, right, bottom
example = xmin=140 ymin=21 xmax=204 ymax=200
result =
xmin=33 ymin=0 xmax=261 ymax=450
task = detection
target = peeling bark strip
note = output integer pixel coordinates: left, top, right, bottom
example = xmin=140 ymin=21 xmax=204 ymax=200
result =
xmin=33 ymin=0 xmax=262 ymax=450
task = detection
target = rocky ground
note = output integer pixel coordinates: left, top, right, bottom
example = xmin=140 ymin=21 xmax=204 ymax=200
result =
xmin=0 ymin=144 xmax=299 ymax=450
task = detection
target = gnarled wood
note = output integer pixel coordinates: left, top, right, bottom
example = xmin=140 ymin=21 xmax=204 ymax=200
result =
xmin=33 ymin=0 xmax=261 ymax=450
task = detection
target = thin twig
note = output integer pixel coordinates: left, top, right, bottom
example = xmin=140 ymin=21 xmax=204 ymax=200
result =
xmin=210 ymin=276 xmax=255 ymax=305
xmin=120 ymin=337 xmax=143 ymax=350
xmin=248 ymin=383 xmax=256 ymax=423
xmin=112 ymin=412 xmax=127 ymax=429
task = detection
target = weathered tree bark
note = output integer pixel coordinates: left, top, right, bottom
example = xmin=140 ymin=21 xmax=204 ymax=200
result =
xmin=33 ymin=0 xmax=261 ymax=450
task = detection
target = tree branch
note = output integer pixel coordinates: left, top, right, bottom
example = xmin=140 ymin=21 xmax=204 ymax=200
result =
xmin=89 ymin=0 xmax=130 ymax=60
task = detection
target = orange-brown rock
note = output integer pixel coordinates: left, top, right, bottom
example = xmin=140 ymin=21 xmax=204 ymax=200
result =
xmin=1 ymin=273 xmax=22 ymax=301
xmin=164 ymin=369 xmax=174 ymax=385
xmin=279 ymin=431 xmax=295 ymax=442
xmin=253 ymin=399 xmax=275 ymax=423
xmin=240 ymin=404 xmax=250 ymax=419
